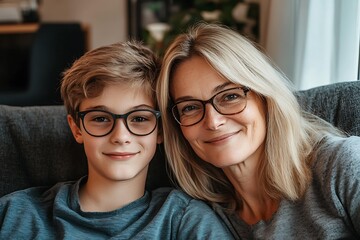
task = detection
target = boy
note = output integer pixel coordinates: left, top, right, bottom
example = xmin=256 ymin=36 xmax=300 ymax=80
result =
xmin=0 ymin=41 xmax=233 ymax=239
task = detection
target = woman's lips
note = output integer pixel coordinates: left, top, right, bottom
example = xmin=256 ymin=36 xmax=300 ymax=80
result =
xmin=204 ymin=130 xmax=241 ymax=144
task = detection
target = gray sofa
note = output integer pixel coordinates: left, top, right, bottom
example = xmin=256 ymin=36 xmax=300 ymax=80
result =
xmin=1 ymin=81 xmax=359 ymax=197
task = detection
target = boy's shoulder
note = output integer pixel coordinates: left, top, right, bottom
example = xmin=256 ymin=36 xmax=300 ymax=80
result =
xmin=149 ymin=187 xmax=213 ymax=211
xmin=151 ymin=187 xmax=194 ymax=202
xmin=0 ymin=180 xmax=76 ymax=209
xmin=0 ymin=186 xmax=45 ymax=206
xmin=148 ymin=188 xmax=235 ymax=239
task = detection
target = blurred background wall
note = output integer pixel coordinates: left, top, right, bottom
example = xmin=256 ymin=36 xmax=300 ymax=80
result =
xmin=39 ymin=0 xmax=127 ymax=49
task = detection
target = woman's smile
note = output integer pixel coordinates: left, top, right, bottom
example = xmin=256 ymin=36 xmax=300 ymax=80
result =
xmin=204 ymin=130 xmax=241 ymax=144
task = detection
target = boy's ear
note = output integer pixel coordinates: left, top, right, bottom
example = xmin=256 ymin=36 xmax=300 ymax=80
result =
xmin=67 ymin=115 xmax=84 ymax=144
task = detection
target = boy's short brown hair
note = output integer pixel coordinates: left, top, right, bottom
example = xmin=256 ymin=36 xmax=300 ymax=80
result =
xmin=61 ymin=41 xmax=160 ymax=121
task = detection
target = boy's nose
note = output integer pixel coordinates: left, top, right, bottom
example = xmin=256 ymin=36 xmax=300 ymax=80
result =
xmin=110 ymin=119 xmax=132 ymax=143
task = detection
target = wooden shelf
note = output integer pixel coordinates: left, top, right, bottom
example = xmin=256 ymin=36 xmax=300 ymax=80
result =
xmin=0 ymin=23 xmax=39 ymax=34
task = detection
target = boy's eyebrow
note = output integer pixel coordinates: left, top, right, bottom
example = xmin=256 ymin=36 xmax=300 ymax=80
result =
xmin=82 ymin=105 xmax=107 ymax=111
xmin=82 ymin=104 xmax=155 ymax=112
xmin=132 ymin=104 xmax=156 ymax=110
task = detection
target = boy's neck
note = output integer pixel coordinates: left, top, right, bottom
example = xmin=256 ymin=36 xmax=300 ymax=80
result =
xmin=78 ymin=172 xmax=147 ymax=212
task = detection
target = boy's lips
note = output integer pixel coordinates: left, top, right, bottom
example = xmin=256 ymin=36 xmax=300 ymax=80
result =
xmin=204 ymin=130 xmax=241 ymax=144
xmin=103 ymin=151 xmax=140 ymax=159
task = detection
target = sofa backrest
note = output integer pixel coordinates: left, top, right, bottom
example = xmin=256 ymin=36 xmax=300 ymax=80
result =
xmin=296 ymin=81 xmax=360 ymax=136
xmin=0 ymin=81 xmax=359 ymax=197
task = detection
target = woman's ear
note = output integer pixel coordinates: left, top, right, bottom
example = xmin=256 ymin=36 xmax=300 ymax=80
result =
xmin=157 ymin=132 xmax=163 ymax=144
xmin=157 ymin=124 xmax=164 ymax=144
xmin=67 ymin=115 xmax=84 ymax=144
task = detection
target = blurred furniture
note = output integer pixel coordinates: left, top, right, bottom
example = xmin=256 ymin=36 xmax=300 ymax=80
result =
xmin=0 ymin=23 xmax=38 ymax=94
xmin=0 ymin=81 xmax=359 ymax=197
xmin=0 ymin=23 xmax=87 ymax=106
xmin=0 ymin=23 xmax=39 ymax=34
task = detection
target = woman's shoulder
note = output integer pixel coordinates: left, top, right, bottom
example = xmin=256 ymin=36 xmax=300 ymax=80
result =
xmin=311 ymin=135 xmax=360 ymax=200
xmin=312 ymin=135 xmax=360 ymax=181
xmin=313 ymin=135 xmax=360 ymax=170
xmin=309 ymin=135 xmax=360 ymax=235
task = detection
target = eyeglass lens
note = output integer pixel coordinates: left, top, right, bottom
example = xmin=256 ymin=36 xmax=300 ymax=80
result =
xmin=172 ymin=87 xmax=249 ymax=126
xmin=81 ymin=110 xmax=159 ymax=137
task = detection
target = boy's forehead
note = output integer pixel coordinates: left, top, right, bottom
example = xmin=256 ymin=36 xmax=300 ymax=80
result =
xmin=80 ymin=83 xmax=156 ymax=111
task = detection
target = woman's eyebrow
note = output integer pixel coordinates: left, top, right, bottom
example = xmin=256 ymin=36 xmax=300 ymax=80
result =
xmin=173 ymin=95 xmax=193 ymax=102
xmin=212 ymin=82 xmax=235 ymax=94
xmin=174 ymin=82 xmax=237 ymax=102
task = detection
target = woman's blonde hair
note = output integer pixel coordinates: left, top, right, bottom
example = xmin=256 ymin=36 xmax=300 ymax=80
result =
xmin=157 ymin=22 xmax=343 ymax=210
xmin=61 ymin=41 xmax=160 ymax=122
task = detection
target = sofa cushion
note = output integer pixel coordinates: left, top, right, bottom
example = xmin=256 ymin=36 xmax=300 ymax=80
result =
xmin=296 ymin=81 xmax=360 ymax=136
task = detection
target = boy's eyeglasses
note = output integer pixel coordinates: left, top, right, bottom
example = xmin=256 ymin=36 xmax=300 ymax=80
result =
xmin=171 ymin=87 xmax=250 ymax=127
xmin=77 ymin=109 xmax=161 ymax=137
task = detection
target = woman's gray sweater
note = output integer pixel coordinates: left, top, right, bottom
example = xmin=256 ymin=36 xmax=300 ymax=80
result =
xmin=214 ymin=136 xmax=360 ymax=239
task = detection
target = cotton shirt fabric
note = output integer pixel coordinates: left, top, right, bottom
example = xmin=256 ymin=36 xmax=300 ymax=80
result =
xmin=214 ymin=135 xmax=360 ymax=240
xmin=0 ymin=178 xmax=233 ymax=239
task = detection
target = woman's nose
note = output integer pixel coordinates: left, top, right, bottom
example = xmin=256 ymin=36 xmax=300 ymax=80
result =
xmin=203 ymin=104 xmax=225 ymax=130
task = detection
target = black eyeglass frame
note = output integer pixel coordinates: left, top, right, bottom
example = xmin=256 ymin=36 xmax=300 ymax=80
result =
xmin=171 ymin=86 xmax=250 ymax=127
xmin=77 ymin=109 xmax=161 ymax=137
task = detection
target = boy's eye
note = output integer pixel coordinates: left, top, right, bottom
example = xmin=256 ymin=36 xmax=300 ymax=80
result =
xmin=129 ymin=111 xmax=155 ymax=123
xmin=131 ymin=116 xmax=148 ymax=122
xmin=86 ymin=113 xmax=113 ymax=123
xmin=92 ymin=116 xmax=111 ymax=122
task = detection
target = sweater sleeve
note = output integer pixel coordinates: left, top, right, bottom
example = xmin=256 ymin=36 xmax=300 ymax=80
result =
xmin=177 ymin=198 xmax=234 ymax=239
xmin=316 ymin=136 xmax=360 ymax=235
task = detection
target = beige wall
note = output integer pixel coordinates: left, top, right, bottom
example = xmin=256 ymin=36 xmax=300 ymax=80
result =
xmin=39 ymin=0 xmax=128 ymax=50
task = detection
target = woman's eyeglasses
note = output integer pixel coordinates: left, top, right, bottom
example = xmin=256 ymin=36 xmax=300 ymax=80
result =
xmin=172 ymin=87 xmax=250 ymax=127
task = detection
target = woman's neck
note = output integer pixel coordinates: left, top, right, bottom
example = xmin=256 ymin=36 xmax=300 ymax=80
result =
xmin=223 ymin=161 xmax=279 ymax=225
xmin=237 ymin=193 xmax=280 ymax=225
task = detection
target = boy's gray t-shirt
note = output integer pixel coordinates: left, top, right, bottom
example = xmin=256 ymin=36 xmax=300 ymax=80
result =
xmin=214 ymin=136 xmax=360 ymax=239
xmin=0 ymin=179 xmax=233 ymax=239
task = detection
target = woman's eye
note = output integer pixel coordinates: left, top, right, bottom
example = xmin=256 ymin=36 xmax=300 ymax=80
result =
xmin=181 ymin=104 xmax=201 ymax=114
xmin=183 ymin=105 xmax=195 ymax=112
xmin=223 ymin=93 xmax=240 ymax=101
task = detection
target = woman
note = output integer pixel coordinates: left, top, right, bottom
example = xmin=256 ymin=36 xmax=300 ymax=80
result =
xmin=157 ymin=23 xmax=360 ymax=239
